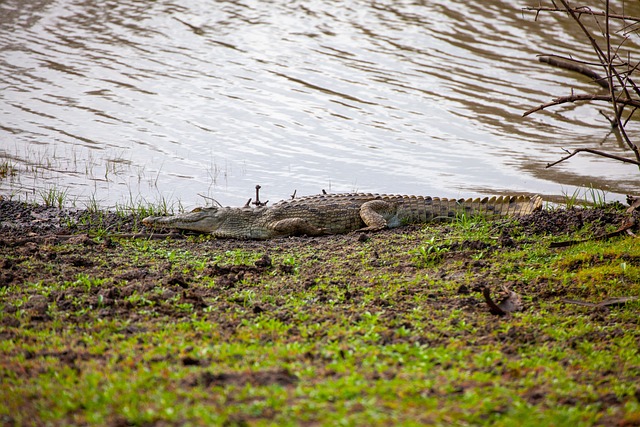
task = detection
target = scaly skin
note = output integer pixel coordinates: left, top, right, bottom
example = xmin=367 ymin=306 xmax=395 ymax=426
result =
xmin=142 ymin=193 xmax=543 ymax=239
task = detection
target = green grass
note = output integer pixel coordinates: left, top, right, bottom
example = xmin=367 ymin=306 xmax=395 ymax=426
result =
xmin=562 ymin=186 xmax=609 ymax=209
xmin=0 ymin=160 xmax=18 ymax=179
xmin=409 ymin=236 xmax=449 ymax=267
xmin=1 ymin=208 xmax=639 ymax=426
xmin=38 ymin=185 xmax=71 ymax=208
xmin=115 ymin=192 xmax=184 ymax=218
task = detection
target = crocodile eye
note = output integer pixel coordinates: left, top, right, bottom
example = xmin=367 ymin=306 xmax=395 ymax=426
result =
xmin=192 ymin=208 xmax=202 ymax=212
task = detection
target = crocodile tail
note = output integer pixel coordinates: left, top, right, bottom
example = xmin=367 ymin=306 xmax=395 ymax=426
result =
xmin=487 ymin=195 xmax=543 ymax=216
xmin=523 ymin=194 xmax=543 ymax=215
xmin=450 ymin=195 xmax=543 ymax=217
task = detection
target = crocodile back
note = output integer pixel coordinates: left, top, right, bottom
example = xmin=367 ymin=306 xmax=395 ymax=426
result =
xmin=271 ymin=193 xmax=543 ymax=230
xmin=266 ymin=193 xmax=368 ymax=234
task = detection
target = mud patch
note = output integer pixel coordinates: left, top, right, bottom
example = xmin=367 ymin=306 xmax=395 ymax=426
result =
xmin=190 ymin=368 xmax=299 ymax=388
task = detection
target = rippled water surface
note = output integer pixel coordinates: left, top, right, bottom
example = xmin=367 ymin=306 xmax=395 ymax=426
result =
xmin=2 ymin=0 xmax=639 ymax=207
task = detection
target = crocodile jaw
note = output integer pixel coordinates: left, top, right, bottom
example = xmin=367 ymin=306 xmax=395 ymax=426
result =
xmin=142 ymin=207 xmax=225 ymax=233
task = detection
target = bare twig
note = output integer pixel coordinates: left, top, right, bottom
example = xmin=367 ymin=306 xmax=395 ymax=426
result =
xmin=546 ymin=147 xmax=640 ymax=167
xmin=538 ymin=55 xmax=610 ymax=89
xmin=523 ymin=6 xmax=640 ymax=23
xmin=523 ymin=93 xmax=640 ymax=117
xmin=598 ymin=109 xmax=617 ymax=126
xmin=538 ymin=53 xmax=627 ymax=68
xmin=172 ymin=17 xmax=205 ymax=35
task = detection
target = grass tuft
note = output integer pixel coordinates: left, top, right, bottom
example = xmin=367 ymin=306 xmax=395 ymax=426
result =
xmin=38 ymin=185 xmax=70 ymax=208
xmin=0 ymin=160 xmax=18 ymax=179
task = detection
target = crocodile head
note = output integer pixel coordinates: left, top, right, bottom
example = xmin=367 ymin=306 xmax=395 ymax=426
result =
xmin=142 ymin=207 xmax=231 ymax=233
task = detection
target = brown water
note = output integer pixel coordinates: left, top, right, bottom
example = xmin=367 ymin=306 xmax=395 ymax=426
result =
xmin=1 ymin=0 xmax=639 ymax=207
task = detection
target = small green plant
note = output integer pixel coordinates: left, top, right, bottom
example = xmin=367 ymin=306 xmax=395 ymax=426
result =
xmin=452 ymin=212 xmax=494 ymax=241
xmin=454 ymin=212 xmax=477 ymax=230
xmin=175 ymin=302 xmax=194 ymax=312
xmin=561 ymin=188 xmax=581 ymax=209
xmin=84 ymin=194 xmax=102 ymax=214
xmin=125 ymin=291 xmax=154 ymax=307
xmin=70 ymin=273 xmax=106 ymax=291
xmin=0 ymin=160 xmax=17 ymax=179
xmin=584 ymin=185 xmax=606 ymax=208
xmin=411 ymin=237 xmax=449 ymax=267
xmin=39 ymin=186 xmax=70 ymax=208
xmin=62 ymin=216 xmax=78 ymax=229
xmin=213 ymin=249 xmax=262 ymax=265
xmin=229 ymin=289 xmax=256 ymax=306
xmin=280 ymin=256 xmax=299 ymax=274
xmin=74 ymin=210 xmax=107 ymax=234
xmin=562 ymin=186 xmax=608 ymax=209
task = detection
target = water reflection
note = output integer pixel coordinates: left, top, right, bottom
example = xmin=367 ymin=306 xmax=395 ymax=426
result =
xmin=0 ymin=0 xmax=638 ymax=207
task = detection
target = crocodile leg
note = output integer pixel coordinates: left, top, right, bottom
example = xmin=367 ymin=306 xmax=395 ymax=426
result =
xmin=358 ymin=200 xmax=396 ymax=231
xmin=270 ymin=218 xmax=327 ymax=236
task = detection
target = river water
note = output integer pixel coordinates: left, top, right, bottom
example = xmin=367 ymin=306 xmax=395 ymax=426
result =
xmin=1 ymin=0 xmax=639 ymax=208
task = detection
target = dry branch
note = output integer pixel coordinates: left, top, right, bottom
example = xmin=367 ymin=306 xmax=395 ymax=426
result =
xmin=524 ymin=1 xmax=640 ymax=167
xmin=523 ymin=6 xmax=640 ymax=23
xmin=546 ymin=148 xmax=640 ymax=167
xmin=538 ymin=55 xmax=610 ymax=89
xmin=523 ymin=93 xmax=640 ymax=117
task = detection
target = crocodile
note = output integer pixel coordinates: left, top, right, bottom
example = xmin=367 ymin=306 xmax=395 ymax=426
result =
xmin=142 ymin=192 xmax=543 ymax=239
